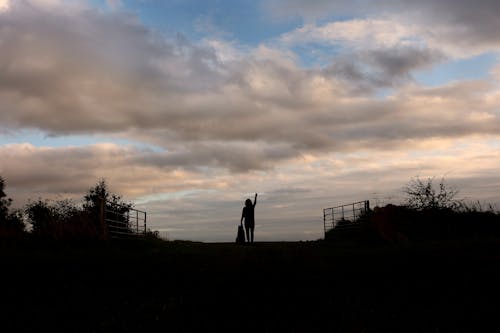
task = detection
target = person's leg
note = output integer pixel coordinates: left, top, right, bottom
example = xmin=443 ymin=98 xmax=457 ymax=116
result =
xmin=245 ymin=226 xmax=250 ymax=242
xmin=250 ymin=227 xmax=254 ymax=243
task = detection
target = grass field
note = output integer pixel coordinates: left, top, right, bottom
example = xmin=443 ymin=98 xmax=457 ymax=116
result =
xmin=1 ymin=237 xmax=500 ymax=332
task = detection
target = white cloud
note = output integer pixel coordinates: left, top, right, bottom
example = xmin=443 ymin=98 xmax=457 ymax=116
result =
xmin=0 ymin=0 xmax=9 ymax=12
xmin=281 ymin=19 xmax=419 ymax=49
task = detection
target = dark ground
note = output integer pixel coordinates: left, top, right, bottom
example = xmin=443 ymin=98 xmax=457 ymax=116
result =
xmin=1 ymin=237 xmax=500 ymax=332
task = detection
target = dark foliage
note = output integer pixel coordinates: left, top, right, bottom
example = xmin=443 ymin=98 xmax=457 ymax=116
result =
xmin=25 ymin=199 xmax=99 ymax=240
xmin=23 ymin=179 xmax=133 ymax=240
xmin=364 ymin=204 xmax=500 ymax=242
xmin=2 ymin=240 xmax=500 ymax=332
xmin=403 ymin=176 xmax=461 ymax=210
xmin=144 ymin=229 xmax=160 ymax=239
xmin=0 ymin=176 xmax=25 ymax=237
xmin=326 ymin=177 xmax=500 ymax=242
xmin=83 ymin=179 xmax=133 ymax=236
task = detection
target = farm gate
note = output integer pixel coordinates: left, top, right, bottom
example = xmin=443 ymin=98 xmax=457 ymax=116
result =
xmin=100 ymin=198 xmax=147 ymax=238
xmin=323 ymin=200 xmax=370 ymax=236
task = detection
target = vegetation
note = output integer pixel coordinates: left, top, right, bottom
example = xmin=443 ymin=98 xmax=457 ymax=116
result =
xmin=25 ymin=199 xmax=100 ymax=240
xmin=0 ymin=176 xmax=154 ymax=240
xmin=403 ymin=176 xmax=461 ymax=210
xmin=2 ymin=238 xmax=500 ymax=332
xmin=0 ymin=176 xmax=25 ymax=237
xmin=326 ymin=177 xmax=500 ymax=242
xmin=82 ymin=179 xmax=135 ymax=238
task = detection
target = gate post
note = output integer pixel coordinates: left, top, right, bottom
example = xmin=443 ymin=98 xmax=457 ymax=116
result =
xmin=99 ymin=197 xmax=108 ymax=240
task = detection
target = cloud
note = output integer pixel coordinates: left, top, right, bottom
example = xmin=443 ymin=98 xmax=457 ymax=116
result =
xmin=0 ymin=0 xmax=9 ymax=12
xmin=280 ymin=20 xmax=417 ymax=48
xmin=3 ymin=137 xmax=500 ymax=241
xmin=323 ymin=45 xmax=445 ymax=91
xmin=0 ymin=143 xmax=229 ymax=201
xmin=1 ymin=0 xmax=500 ymax=174
xmin=279 ymin=18 xmax=448 ymax=91
xmin=106 ymin=0 xmax=122 ymax=10
xmin=268 ymin=0 xmax=500 ymax=56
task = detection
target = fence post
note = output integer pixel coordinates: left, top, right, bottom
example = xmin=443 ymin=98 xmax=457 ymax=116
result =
xmin=136 ymin=210 xmax=139 ymax=234
xmin=99 ymin=197 xmax=107 ymax=240
xmin=126 ymin=210 xmax=130 ymax=231
xmin=323 ymin=209 xmax=326 ymax=235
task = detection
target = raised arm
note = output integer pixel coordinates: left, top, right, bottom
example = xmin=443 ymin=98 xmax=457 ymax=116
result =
xmin=254 ymin=193 xmax=258 ymax=207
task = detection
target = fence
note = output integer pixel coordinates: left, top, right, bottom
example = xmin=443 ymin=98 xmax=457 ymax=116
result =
xmin=101 ymin=199 xmax=147 ymax=238
xmin=323 ymin=200 xmax=370 ymax=235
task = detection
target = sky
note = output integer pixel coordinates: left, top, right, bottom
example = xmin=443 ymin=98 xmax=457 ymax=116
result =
xmin=1 ymin=0 xmax=500 ymax=242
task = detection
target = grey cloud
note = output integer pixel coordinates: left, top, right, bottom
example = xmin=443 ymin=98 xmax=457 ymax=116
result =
xmin=381 ymin=0 xmax=500 ymax=49
xmin=0 ymin=143 xmax=228 ymax=206
xmin=133 ymin=142 xmax=299 ymax=173
xmin=0 ymin=144 xmax=138 ymax=195
xmin=325 ymin=46 xmax=445 ymax=92
xmin=267 ymin=0 xmax=500 ymax=51
xmin=363 ymin=47 xmax=445 ymax=81
xmin=1 ymin=1 xmax=500 ymax=174
xmin=0 ymin=1 xmax=227 ymax=132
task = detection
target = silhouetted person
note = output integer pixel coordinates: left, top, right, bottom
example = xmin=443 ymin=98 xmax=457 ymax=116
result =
xmin=241 ymin=193 xmax=257 ymax=243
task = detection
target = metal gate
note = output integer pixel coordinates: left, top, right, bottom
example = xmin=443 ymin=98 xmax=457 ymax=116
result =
xmin=323 ymin=200 xmax=369 ymax=235
xmin=101 ymin=199 xmax=147 ymax=238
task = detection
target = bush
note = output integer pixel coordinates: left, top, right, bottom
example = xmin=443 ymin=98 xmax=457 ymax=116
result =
xmin=403 ymin=177 xmax=462 ymax=211
xmin=0 ymin=176 xmax=25 ymax=238
xmin=83 ymin=179 xmax=132 ymax=236
xmin=25 ymin=199 xmax=99 ymax=240
xmin=366 ymin=204 xmax=500 ymax=242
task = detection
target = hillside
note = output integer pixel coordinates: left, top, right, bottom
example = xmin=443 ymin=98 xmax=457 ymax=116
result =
xmin=1 ymin=238 xmax=500 ymax=332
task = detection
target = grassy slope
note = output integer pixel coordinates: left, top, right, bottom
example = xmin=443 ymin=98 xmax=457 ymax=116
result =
xmin=1 ymin=238 xmax=500 ymax=332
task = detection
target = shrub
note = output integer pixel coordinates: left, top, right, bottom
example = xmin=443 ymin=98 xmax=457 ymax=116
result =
xmin=25 ymin=199 xmax=99 ymax=240
xmin=0 ymin=176 xmax=25 ymax=237
xmin=403 ymin=177 xmax=462 ymax=211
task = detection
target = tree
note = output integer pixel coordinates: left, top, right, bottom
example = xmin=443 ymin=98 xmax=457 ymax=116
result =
xmin=25 ymin=199 xmax=57 ymax=237
xmin=0 ymin=176 xmax=11 ymax=220
xmin=403 ymin=177 xmax=461 ymax=211
xmin=83 ymin=179 xmax=130 ymax=210
xmin=83 ymin=179 xmax=132 ymax=235
xmin=25 ymin=198 xmax=99 ymax=240
xmin=0 ymin=176 xmax=25 ymax=237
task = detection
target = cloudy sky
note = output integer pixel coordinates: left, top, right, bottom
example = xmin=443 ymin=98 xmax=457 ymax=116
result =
xmin=1 ymin=0 xmax=500 ymax=241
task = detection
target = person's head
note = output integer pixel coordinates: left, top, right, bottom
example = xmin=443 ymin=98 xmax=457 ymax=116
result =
xmin=245 ymin=198 xmax=252 ymax=207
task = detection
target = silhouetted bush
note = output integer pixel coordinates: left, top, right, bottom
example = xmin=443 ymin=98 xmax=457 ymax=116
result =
xmin=403 ymin=177 xmax=462 ymax=210
xmin=25 ymin=199 xmax=99 ymax=240
xmin=0 ymin=176 xmax=25 ymax=238
xmin=365 ymin=204 xmax=500 ymax=242
xmin=326 ymin=177 xmax=500 ymax=243
xmin=1 ymin=176 xmax=150 ymax=241
xmin=144 ymin=229 xmax=160 ymax=239
xmin=83 ymin=179 xmax=132 ymax=236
